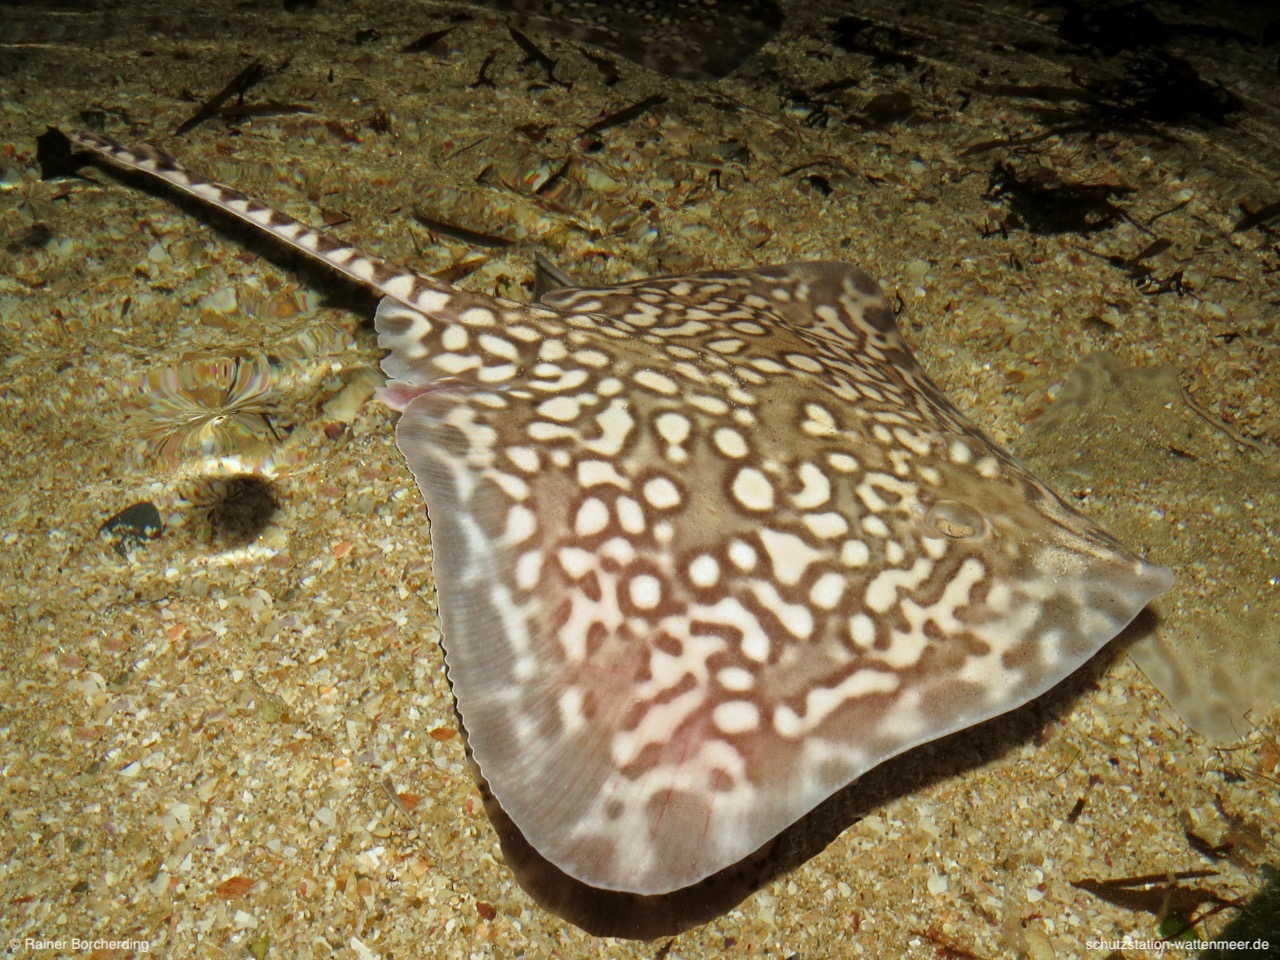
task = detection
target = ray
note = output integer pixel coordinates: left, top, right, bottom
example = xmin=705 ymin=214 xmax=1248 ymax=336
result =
xmin=65 ymin=129 xmax=1174 ymax=897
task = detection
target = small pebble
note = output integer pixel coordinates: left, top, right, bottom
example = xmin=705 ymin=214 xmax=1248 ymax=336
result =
xmin=98 ymin=501 xmax=163 ymax=555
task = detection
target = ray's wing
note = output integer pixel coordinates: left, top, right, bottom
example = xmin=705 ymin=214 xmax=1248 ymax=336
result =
xmin=378 ymin=262 xmax=1173 ymax=894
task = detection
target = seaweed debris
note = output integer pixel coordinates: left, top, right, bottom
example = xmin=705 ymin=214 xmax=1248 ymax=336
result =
xmin=985 ymin=162 xmax=1132 ymax=234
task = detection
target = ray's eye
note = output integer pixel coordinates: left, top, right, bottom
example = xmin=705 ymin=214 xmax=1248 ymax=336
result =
xmin=923 ymin=499 xmax=985 ymax=540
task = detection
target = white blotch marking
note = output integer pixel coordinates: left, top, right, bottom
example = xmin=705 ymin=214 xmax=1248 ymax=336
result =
xmin=841 ymin=539 xmax=871 ymax=567
xmin=629 ymin=574 xmax=662 ymax=610
xmin=441 ymin=325 xmax=468 ymax=351
xmin=432 ymin=353 xmax=482 ymax=374
xmin=505 ymin=446 xmax=540 ymax=473
xmin=688 ymin=554 xmax=720 ymax=588
xmin=494 ymin=471 xmax=529 ymax=506
xmin=857 ymin=472 xmax=917 ymax=514
xmin=539 ymin=338 xmax=568 ymax=361
xmin=810 ymin=571 xmax=846 ymax=609
xmin=793 ymin=462 xmax=831 ymax=508
xmin=785 ymin=353 xmax=824 ymax=373
xmin=864 ymin=557 xmax=934 ymax=614
xmin=802 ymin=402 xmax=838 ymax=437
xmin=578 ymin=459 xmax=629 ymax=488
xmin=600 ymin=536 xmax=637 ymax=565
xmin=634 ymin=369 xmax=679 ymax=395
xmin=642 ymin=476 xmax=682 ymax=510
xmin=533 ymin=366 xmax=588 ymax=391
xmin=689 ymin=394 xmax=730 ymax=415
xmin=584 ymin=400 xmax=634 ymax=456
xmin=537 ymin=395 xmax=581 ymax=422
xmin=686 ymin=597 xmax=769 ymax=663
xmin=515 ymin=550 xmax=542 ymax=591
xmin=750 ymin=580 xmax=814 ymax=639
xmin=862 ymin=515 xmax=890 ymax=539
xmin=741 ymin=626 xmax=770 ymax=662
xmin=855 ymin=477 xmax=890 ymax=512
xmin=557 ymin=546 xmax=594 ymax=579
xmin=828 ymin=452 xmax=859 ymax=472
xmin=728 ymin=539 xmax=757 ymax=571
xmin=478 ymin=362 xmax=517 ymax=383
xmin=732 ymin=467 xmax=775 ymax=511
xmin=624 ymin=300 xmax=663 ymax=325
xmin=804 ymin=512 xmax=849 ymax=539
xmin=655 ymin=412 xmax=691 ymax=446
xmin=716 ymin=666 xmax=755 ymax=691
xmin=708 ymin=338 xmax=745 ymax=354
xmin=713 ymin=427 xmax=748 ymax=459
xmin=352 ymin=257 xmax=378 ymax=282
xmin=713 ymin=700 xmax=760 ymax=734
xmin=848 ymin=612 xmax=876 ymax=649
xmin=759 ymin=528 xmax=823 ymax=586
xmin=922 ymin=535 xmax=949 ymax=560
xmin=528 ymin=421 xmax=576 ymax=442
xmin=460 ymin=306 xmax=496 ymax=327
xmin=882 ymin=611 xmax=929 ymax=670
xmin=894 ymin=427 xmax=932 ymax=455
xmin=503 ymin=504 xmax=536 ymax=544
xmin=557 ymin=687 xmax=585 ymax=734
xmin=616 ymin=497 xmax=646 ymax=534
xmin=750 ymin=357 xmax=787 ymax=374
xmin=575 ymin=498 xmax=610 ymax=537
xmin=940 ymin=556 xmax=986 ymax=616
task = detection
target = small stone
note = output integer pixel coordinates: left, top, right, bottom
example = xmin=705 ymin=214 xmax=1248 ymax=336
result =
xmin=1023 ymin=928 xmax=1056 ymax=960
xmin=98 ymin=501 xmax=163 ymax=556
xmin=199 ymin=286 xmax=238 ymax=314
